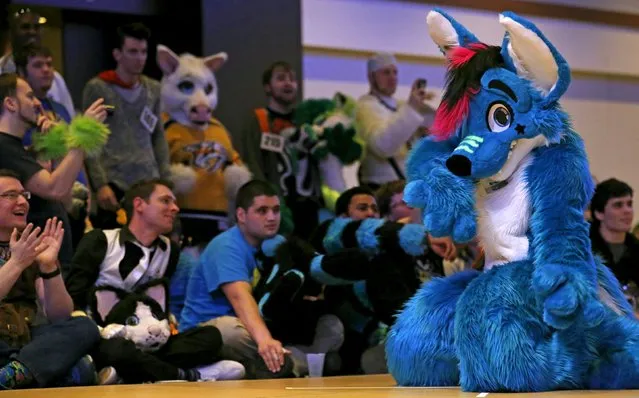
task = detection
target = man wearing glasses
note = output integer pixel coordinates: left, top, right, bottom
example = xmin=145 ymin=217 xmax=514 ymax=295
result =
xmin=0 ymin=72 xmax=106 ymax=274
xmin=0 ymin=169 xmax=101 ymax=389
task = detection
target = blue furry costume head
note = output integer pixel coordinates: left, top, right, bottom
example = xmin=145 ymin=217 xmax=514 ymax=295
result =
xmin=385 ymin=9 xmax=639 ymax=392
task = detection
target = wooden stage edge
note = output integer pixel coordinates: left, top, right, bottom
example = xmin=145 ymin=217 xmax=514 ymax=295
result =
xmin=4 ymin=374 xmax=639 ymax=397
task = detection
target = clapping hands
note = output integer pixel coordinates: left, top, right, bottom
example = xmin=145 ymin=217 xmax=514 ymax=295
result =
xmin=9 ymin=218 xmax=64 ymax=272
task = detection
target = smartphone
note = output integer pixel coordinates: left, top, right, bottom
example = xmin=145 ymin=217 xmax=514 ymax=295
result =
xmin=416 ymin=78 xmax=427 ymax=90
xmin=104 ymin=105 xmax=115 ymax=116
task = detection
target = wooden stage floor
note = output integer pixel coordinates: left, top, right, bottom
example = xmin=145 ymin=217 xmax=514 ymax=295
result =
xmin=4 ymin=374 xmax=639 ymax=397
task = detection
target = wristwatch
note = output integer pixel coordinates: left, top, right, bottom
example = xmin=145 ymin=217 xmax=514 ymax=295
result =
xmin=39 ymin=267 xmax=61 ymax=279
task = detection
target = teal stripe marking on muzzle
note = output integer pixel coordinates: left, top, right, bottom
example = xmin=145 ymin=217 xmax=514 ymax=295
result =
xmin=463 ymin=139 xmax=479 ymax=148
xmin=466 ymin=135 xmax=484 ymax=143
xmin=455 ymin=145 xmax=474 ymax=154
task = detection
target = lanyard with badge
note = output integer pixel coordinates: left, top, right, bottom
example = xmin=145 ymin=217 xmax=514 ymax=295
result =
xmin=255 ymin=108 xmax=286 ymax=153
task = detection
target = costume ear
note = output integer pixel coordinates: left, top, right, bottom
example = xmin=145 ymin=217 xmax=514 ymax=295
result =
xmin=203 ymin=52 xmax=228 ymax=73
xmin=499 ymin=12 xmax=570 ymax=104
xmin=157 ymin=44 xmax=181 ymax=76
xmin=144 ymin=284 xmax=167 ymax=313
xmin=95 ymin=290 xmax=120 ymax=322
xmin=427 ymin=8 xmax=480 ymax=55
xmin=333 ymin=92 xmax=347 ymax=107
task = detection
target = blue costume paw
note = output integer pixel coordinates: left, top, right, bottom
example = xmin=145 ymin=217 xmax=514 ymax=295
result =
xmin=404 ymin=179 xmax=476 ymax=243
xmin=533 ymin=264 xmax=604 ymax=329
xmin=423 ymin=208 xmax=476 ymax=243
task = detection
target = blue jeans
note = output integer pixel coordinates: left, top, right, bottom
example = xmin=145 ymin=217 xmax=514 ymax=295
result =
xmin=0 ymin=316 xmax=100 ymax=387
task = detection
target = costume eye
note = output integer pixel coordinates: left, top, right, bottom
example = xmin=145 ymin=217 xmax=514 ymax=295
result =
xmin=487 ymin=103 xmax=512 ymax=133
xmin=204 ymin=83 xmax=214 ymax=95
xmin=178 ymin=81 xmax=194 ymax=94
xmin=125 ymin=315 xmax=139 ymax=326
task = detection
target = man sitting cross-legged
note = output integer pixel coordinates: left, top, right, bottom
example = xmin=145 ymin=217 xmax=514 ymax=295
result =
xmin=180 ymin=180 xmax=303 ymax=379
xmin=0 ymin=169 xmax=100 ymax=390
xmin=65 ymin=179 xmax=244 ymax=384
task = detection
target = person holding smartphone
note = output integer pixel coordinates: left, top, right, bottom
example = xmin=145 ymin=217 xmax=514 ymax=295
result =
xmin=354 ymin=52 xmax=436 ymax=190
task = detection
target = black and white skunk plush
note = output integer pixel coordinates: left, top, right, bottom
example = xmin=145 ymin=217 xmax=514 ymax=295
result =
xmin=90 ymin=280 xmax=172 ymax=353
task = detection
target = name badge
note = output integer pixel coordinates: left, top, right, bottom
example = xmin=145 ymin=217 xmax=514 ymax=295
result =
xmin=140 ymin=106 xmax=158 ymax=133
xmin=260 ymin=132 xmax=284 ymax=153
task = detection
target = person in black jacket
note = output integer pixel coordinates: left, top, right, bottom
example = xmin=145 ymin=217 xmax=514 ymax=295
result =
xmin=590 ymin=178 xmax=639 ymax=298
xmin=310 ymin=186 xmax=456 ymax=374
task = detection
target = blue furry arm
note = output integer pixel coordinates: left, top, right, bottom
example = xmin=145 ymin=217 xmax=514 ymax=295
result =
xmin=404 ymin=136 xmax=477 ymax=242
xmin=527 ymin=133 xmax=602 ymax=329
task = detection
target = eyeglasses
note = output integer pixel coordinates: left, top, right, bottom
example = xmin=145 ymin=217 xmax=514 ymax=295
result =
xmin=0 ymin=191 xmax=31 ymax=201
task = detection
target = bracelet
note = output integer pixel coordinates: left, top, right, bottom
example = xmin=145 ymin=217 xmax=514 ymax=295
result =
xmin=39 ymin=267 xmax=61 ymax=280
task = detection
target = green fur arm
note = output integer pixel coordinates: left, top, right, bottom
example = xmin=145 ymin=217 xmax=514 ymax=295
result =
xmin=66 ymin=116 xmax=110 ymax=155
xmin=32 ymin=122 xmax=68 ymax=160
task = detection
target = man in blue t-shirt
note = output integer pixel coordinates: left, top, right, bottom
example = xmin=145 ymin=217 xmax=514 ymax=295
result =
xmin=180 ymin=180 xmax=295 ymax=379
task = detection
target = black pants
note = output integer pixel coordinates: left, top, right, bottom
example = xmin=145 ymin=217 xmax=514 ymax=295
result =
xmin=92 ymin=325 xmax=222 ymax=383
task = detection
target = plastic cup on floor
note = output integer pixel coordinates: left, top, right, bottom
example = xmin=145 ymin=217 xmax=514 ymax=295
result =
xmin=306 ymin=353 xmax=325 ymax=377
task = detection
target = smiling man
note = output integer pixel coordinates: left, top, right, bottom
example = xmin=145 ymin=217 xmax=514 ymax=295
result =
xmin=65 ymin=179 xmax=245 ymax=384
xmin=590 ymin=178 xmax=639 ymax=287
xmin=0 ymin=72 xmax=106 ymax=274
xmin=65 ymin=179 xmax=181 ymax=311
xmin=0 ymin=169 xmax=100 ymax=390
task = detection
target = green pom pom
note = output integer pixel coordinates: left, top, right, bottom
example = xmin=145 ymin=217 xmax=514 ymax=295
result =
xmin=66 ymin=116 xmax=111 ymax=155
xmin=32 ymin=122 xmax=69 ymax=160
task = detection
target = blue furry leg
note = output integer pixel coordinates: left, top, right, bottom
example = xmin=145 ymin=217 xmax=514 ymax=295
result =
xmin=587 ymin=313 xmax=639 ymax=389
xmin=385 ymin=270 xmax=481 ymax=386
xmin=587 ymin=259 xmax=639 ymax=389
xmin=455 ymin=261 xmax=591 ymax=392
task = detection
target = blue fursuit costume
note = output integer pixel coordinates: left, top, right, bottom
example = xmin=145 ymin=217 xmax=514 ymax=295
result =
xmin=385 ymin=9 xmax=639 ymax=392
